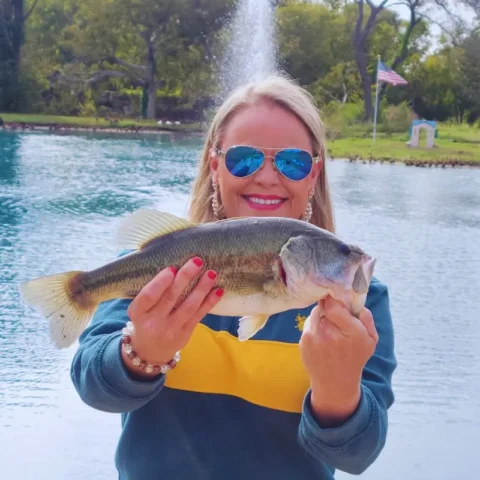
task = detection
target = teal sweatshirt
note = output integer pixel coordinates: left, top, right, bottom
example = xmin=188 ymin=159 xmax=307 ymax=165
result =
xmin=71 ymin=276 xmax=396 ymax=480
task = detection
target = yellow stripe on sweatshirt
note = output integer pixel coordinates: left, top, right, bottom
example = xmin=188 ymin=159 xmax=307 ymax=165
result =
xmin=164 ymin=323 xmax=310 ymax=413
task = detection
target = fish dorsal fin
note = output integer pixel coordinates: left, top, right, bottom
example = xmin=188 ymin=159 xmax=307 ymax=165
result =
xmin=116 ymin=209 xmax=195 ymax=250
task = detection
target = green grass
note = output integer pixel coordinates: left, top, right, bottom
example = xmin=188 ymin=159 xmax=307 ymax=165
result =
xmin=1 ymin=112 xmax=478 ymax=165
xmin=0 ymin=113 xmax=203 ymax=132
xmin=328 ymin=135 xmax=479 ymax=164
xmin=326 ymin=123 xmax=480 ymax=165
xmin=436 ymin=122 xmax=480 ymax=143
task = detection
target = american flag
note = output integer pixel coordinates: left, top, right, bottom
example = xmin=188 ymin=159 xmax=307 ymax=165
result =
xmin=377 ymin=61 xmax=408 ymax=86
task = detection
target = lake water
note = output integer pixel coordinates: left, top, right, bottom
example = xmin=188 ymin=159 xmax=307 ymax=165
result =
xmin=1 ymin=130 xmax=479 ymax=480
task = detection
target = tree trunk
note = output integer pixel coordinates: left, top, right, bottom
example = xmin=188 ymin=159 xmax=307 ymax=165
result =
xmin=0 ymin=0 xmax=38 ymax=110
xmin=146 ymin=81 xmax=156 ymax=120
xmin=0 ymin=0 xmax=24 ymax=108
xmin=352 ymin=0 xmax=388 ymax=120
xmin=355 ymin=49 xmax=373 ymax=119
xmin=378 ymin=2 xmax=421 ymax=102
xmin=11 ymin=0 xmax=23 ymax=81
xmin=146 ymin=37 xmax=157 ymax=120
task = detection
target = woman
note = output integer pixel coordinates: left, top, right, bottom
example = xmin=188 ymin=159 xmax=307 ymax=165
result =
xmin=71 ymin=74 xmax=396 ymax=479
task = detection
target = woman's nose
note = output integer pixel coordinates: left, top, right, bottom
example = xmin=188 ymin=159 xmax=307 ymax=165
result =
xmin=252 ymin=156 xmax=280 ymax=185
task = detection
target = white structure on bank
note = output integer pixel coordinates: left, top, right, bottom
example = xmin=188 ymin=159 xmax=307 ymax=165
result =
xmin=407 ymin=120 xmax=437 ymax=148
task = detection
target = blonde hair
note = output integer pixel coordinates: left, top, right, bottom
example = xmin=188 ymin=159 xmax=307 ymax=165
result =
xmin=188 ymin=74 xmax=335 ymax=233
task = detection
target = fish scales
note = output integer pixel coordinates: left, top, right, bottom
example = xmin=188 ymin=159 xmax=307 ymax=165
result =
xmin=81 ymin=217 xmax=300 ymax=303
xmin=18 ymin=210 xmax=376 ymax=347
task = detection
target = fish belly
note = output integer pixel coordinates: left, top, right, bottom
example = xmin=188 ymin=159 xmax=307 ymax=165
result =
xmin=209 ymin=292 xmax=309 ymax=317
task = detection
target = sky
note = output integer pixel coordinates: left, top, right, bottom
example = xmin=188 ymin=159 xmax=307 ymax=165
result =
xmin=389 ymin=2 xmax=475 ymax=34
xmin=391 ymin=2 xmax=477 ymax=53
xmin=309 ymin=1 xmax=476 ymax=43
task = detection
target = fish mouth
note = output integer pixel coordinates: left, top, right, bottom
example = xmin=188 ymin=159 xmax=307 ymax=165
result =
xmin=352 ymin=255 xmax=376 ymax=295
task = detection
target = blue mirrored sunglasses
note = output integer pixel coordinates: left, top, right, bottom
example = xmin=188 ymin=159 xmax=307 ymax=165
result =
xmin=212 ymin=145 xmax=320 ymax=182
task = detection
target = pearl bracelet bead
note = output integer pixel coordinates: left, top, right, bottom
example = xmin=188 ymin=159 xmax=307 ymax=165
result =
xmin=121 ymin=321 xmax=180 ymax=375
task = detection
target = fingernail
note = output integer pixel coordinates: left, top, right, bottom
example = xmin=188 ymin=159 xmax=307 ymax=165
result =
xmin=169 ymin=267 xmax=178 ymax=275
xmin=215 ymin=288 xmax=224 ymax=297
xmin=208 ymin=270 xmax=217 ymax=280
xmin=193 ymin=257 xmax=203 ymax=267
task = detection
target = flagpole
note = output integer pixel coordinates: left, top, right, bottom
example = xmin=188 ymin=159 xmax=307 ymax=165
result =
xmin=373 ymin=55 xmax=381 ymax=144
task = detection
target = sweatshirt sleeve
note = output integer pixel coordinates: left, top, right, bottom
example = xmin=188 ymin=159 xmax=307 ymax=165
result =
xmin=297 ymin=278 xmax=397 ymax=475
xmin=70 ymin=297 xmax=166 ymax=414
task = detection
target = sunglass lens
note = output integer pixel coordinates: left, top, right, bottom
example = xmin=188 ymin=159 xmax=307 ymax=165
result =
xmin=225 ymin=146 xmax=264 ymax=178
xmin=275 ymin=149 xmax=313 ymax=181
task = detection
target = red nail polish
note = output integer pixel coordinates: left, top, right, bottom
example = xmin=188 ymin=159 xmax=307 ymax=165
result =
xmin=169 ymin=267 xmax=177 ymax=275
xmin=193 ymin=257 xmax=203 ymax=267
xmin=208 ymin=270 xmax=217 ymax=280
xmin=215 ymin=288 xmax=224 ymax=297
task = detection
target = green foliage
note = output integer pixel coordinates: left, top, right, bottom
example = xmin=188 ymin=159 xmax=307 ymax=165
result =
xmin=0 ymin=63 xmax=20 ymax=111
xmin=322 ymin=101 xmax=366 ymax=139
xmin=277 ymin=2 xmax=352 ymax=84
xmin=381 ymin=102 xmax=411 ymax=133
xmin=78 ymin=89 xmax=97 ymax=117
xmin=8 ymin=0 xmax=236 ymax=119
xmin=309 ymin=61 xmax=362 ymax=107
xmin=15 ymin=68 xmax=50 ymax=113
xmin=328 ymin=134 xmax=480 ymax=164
xmin=396 ymin=41 xmax=479 ymax=124
xmin=1 ymin=0 xmax=479 ymax=127
xmin=462 ymin=31 xmax=480 ymax=123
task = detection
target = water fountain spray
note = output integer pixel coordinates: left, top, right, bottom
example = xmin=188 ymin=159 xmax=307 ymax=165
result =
xmin=220 ymin=0 xmax=278 ymax=97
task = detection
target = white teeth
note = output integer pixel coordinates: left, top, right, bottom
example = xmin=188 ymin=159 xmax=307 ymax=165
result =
xmin=247 ymin=197 xmax=282 ymax=205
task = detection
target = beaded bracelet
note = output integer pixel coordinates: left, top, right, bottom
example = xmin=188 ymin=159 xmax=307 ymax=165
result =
xmin=121 ymin=321 xmax=180 ymax=375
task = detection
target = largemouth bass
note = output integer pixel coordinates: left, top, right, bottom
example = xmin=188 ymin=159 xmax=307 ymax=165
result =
xmin=19 ymin=209 xmax=376 ymax=348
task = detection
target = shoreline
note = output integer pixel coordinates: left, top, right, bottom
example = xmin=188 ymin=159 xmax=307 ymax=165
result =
xmin=1 ymin=120 xmax=478 ymax=169
xmin=331 ymin=155 xmax=479 ymax=169
xmin=1 ymin=121 xmax=204 ymax=135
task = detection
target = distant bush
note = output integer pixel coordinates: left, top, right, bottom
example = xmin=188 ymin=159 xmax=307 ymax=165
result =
xmin=322 ymin=101 xmax=366 ymax=139
xmin=7 ymin=68 xmax=46 ymax=113
xmin=381 ymin=102 xmax=412 ymax=134
xmin=15 ymin=68 xmax=81 ymax=116
xmin=78 ymin=89 xmax=96 ymax=117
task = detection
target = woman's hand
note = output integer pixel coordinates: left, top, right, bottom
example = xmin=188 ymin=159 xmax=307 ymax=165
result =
xmin=122 ymin=257 xmax=223 ymax=379
xmin=299 ymin=296 xmax=379 ymax=427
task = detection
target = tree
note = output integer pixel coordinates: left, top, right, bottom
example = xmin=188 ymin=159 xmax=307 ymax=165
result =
xmin=352 ymin=0 xmax=478 ymax=120
xmin=45 ymin=0 xmax=235 ymax=119
xmin=459 ymin=0 xmax=480 ymax=15
xmin=352 ymin=0 xmax=390 ymax=120
xmin=8 ymin=0 xmax=480 ymax=124
xmin=0 ymin=0 xmax=38 ymax=110
xmin=278 ymin=2 xmax=352 ymax=85
xmin=386 ymin=30 xmax=480 ymax=124
xmin=461 ymin=30 xmax=480 ymax=122
xmin=310 ymin=61 xmax=362 ymax=105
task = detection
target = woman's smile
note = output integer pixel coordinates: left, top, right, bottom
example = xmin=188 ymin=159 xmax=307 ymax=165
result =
xmin=241 ymin=193 xmax=288 ymax=211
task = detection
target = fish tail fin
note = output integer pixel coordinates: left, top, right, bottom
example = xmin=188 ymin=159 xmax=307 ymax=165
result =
xmin=19 ymin=271 xmax=95 ymax=349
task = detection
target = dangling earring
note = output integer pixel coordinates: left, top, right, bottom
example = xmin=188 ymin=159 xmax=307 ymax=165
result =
xmin=303 ymin=191 xmax=314 ymax=222
xmin=212 ymin=178 xmax=220 ymax=219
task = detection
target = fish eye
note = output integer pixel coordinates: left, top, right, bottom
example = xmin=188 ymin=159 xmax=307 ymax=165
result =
xmin=339 ymin=243 xmax=351 ymax=256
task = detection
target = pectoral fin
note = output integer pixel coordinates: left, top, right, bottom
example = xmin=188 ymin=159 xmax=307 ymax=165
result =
xmin=237 ymin=314 xmax=270 ymax=341
xmin=352 ymin=264 xmax=368 ymax=295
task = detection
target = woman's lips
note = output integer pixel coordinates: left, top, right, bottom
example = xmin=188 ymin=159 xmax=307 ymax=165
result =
xmin=242 ymin=195 xmax=287 ymax=211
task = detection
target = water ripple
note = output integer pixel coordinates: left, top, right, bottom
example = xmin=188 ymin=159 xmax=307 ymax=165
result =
xmin=1 ymin=131 xmax=479 ymax=480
